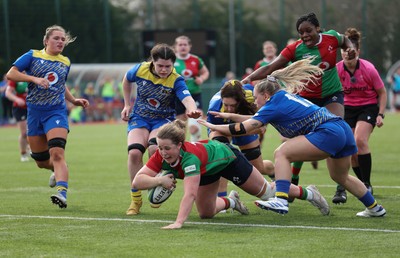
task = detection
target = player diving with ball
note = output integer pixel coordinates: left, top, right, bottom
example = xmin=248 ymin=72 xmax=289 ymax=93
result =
xmin=132 ymin=119 xmax=330 ymax=229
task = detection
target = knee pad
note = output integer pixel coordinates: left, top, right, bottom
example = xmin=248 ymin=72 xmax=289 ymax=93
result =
xmin=241 ymin=146 xmax=261 ymax=161
xmin=211 ymin=136 xmax=230 ymax=144
xmin=30 ymin=150 xmax=50 ymax=161
xmin=128 ymin=143 xmax=146 ymax=154
xmin=48 ymin=138 xmax=67 ymax=149
xmin=148 ymin=137 xmax=157 ymax=146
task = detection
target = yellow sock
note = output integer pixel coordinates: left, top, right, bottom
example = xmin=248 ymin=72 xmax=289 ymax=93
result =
xmin=131 ymin=190 xmax=142 ymax=201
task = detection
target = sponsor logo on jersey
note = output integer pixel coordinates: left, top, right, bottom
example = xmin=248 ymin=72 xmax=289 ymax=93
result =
xmin=45 ymin=72 xmax=59 ymax=85
xmin=182 ymin=69 xmax=193 ymax=79
xmin=147 ymin=98 xmax=160 ymax=108
xmin=184 ymin=164 xmax=196 ymax=173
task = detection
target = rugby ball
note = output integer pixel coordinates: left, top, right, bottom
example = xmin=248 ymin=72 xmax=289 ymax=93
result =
xmin=148 ymin=170 xmax=175 ymax=205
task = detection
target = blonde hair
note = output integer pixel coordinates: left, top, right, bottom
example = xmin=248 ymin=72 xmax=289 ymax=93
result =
xmin=157 ymin=120 xmax=187 ymax=145
xmin=43 ymin=25 xmax=76 ymax=48
xmin=255 ymin=58 xmax=323 ymax=95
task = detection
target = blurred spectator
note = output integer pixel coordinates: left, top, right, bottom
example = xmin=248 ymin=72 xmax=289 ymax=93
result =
xmin=221 ymin=71 xmax=236 ymax=86
xmin=100 ymin=76 xmax=116 ymax=121
xmin=253 ymin=40 xmax=278 ymax=70
xmin=241 ymin=67 xmax=254 ymax=81
xmin=5 ymin=79 xmax=30 ymax=161
xmin=1 ymin=74 xmax=14 ymax=125
xmin=82 ymin=82 xmax=100 ymax=122
xmin=388 ymin=67 xmax=400 ymax=112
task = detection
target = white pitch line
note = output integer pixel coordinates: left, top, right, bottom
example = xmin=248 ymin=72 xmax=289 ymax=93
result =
xmin=317 ymin=185 xmax=400 ymax=189
xmin=0 ymin=214 xmax=398 ymax=233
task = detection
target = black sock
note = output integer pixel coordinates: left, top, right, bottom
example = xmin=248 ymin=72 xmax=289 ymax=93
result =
xmin=352 ymin=166 xmax=363 ymax=181
xmin=358 ymin=153 xmax=372 ymax=185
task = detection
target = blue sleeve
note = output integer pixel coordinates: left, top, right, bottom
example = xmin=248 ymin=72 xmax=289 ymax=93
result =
xmin=13 ymin=50 xmax=34 ymax=72
xmin=207 ymin=93 xmax=224 ymax=124
xmin=174 ymin=77 xmax=191 ymax=101
xmin=252 ymin=101 xmax=280 ymax=125
xmin=125 ymin=63 xmax=141 ymax=83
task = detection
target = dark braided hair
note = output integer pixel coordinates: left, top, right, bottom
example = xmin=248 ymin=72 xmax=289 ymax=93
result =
xmin=296 ymin=12 xmax=320 ymax=32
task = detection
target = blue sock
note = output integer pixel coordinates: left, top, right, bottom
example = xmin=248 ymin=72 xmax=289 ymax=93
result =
xmin=217 ymin=191 xmax=227 ymax=197
xmin=56 ymin=181 xmax=68 ymax=199
xmin=358 ymin=191 xmax=377 ymax=209
xmin=275 ymin=179 xmax=291 ymax=200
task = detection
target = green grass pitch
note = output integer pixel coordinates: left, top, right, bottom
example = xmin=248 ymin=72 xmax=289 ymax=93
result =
xmin=1 ymin=113 xmax=399 ymax=257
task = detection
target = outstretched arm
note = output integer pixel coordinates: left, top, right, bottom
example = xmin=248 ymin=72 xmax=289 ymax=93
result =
xmin=241 ymin=55 xmax=289 ymax=84
xmin=198 ymin=118 xmax=263 ymax=136
xmin=162 ymin=175 xmax=200 ymax=230
xmin=207 ymin=111 xmax=252 ymax=122
xmin=182 ymin=96 xmax=202 ymax=118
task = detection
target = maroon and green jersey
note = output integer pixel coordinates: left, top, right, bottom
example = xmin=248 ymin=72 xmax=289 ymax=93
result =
xmin=146 ymin=140 xmax=236 ymax=179
xmin=281 ymin=30 xmax=344 ymax=98
xmin=174 ymin=54 xmax=205 ymax=94
xmin=254 ymin=58 xmax=273 ymax=70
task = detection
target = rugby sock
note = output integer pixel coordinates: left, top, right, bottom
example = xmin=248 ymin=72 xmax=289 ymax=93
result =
xmin=220 ymin=197 xmax=233 ymax=209
xmin=358 ymin=191 xmax=378 ymax=209
xmin=358 ymin=153 xmax=372 ymax=185
xmin=217 ymin=191 xmax=227 ymax=197
xmin=297 ymin=186 xmax=309 ymax=200
xmin=352 ymin=166 xmax=363 ymax=181
xmin=131 ymin=189 xmax=142 ymax=201
xmin=291 ymin=161 xmax=303 ymax=184
xmin=275 ymin=180 xmax=290 ymax=205
xmin=56 ymin=181 xmax=68 ymax=199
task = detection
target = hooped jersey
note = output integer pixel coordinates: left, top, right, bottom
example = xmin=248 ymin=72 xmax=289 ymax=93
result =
xmin=125 ymin=61 xmax=191 ymax=119
xmin=254 ymin=58 xmax=274 ymax=70
xmin=252 ymin=90 xmax=339 ymax=138
xmin=146 ymin=140 xmax=236 ymax=179
xmin=281 ymin=30 xmax=343 ymax=98
xmin=12 ymin=49 xmax=71 ymax=110
xmin=174 ymin=54 xmax=205 ymax=94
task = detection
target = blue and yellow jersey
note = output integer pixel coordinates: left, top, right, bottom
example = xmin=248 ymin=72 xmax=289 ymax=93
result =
xmin=13 ymin=49 xmax=70 ymax=110
xmin=252 ymin=90 xmax=339 ymax=138
xmin=207 ymin=84 xmax=258 ymax=146
xmin=126 ymin=62 xmax=191 ymax=119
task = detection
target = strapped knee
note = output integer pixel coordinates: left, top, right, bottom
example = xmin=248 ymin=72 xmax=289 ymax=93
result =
xmin=30 ymin=150 xmax=50 ymax=161
xmin=48 ymin=137 xmax=67 ymax=149
xmin=258 ymin=179 xmax=275 ymax=200
xmin=128 ymin=143 xmax=146 ymax=154
xmin=241 ymin=146 xmax=261 ymax=161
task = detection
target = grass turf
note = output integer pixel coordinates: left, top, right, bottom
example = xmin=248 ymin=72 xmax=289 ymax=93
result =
xmin=0 ymin=113 xmax=399 ymax=257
